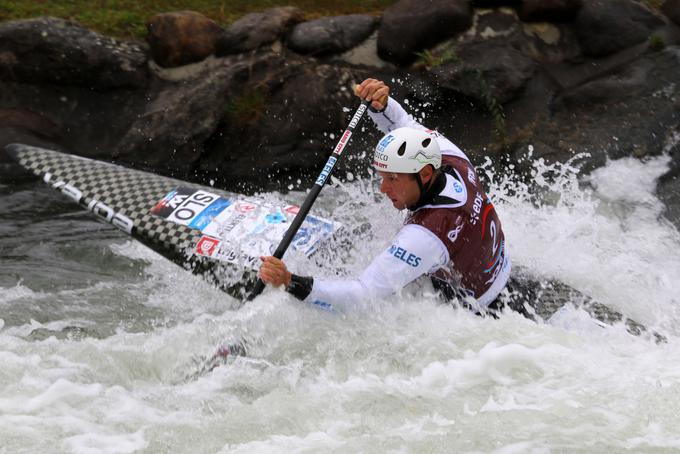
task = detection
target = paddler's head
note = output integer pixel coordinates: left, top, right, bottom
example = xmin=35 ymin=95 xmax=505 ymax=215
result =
xmin=372 ymin=127 xmax=441 ymax=210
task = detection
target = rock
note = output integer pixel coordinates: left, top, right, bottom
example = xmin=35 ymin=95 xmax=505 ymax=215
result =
xmin=553 ymin=62 xmax=649 ymax=109
xmin=0 ymin=17 xmax=148 ymax=89
xmin=519 ymin=0 xmax=583 ymax=23
xmin=426 ymin=11 xmax=537 ymax=104
xmin=215 ymin=7 xmax=303 ymax=56
xmin=377 ymin=0 xmax=472 ymax=65
xmin=288 ymin=14 xmax=377 ymax=56
xmin=470 ymin=0 xmax=521 ymax=6
xmin=147 ymin=11 xmax=223 ymax=68
xmin=113 ymin=55 xmax=252 ymax=171
xmin=336 ymin=31 xmax=391 ymax=68
xmin=662 ymin=0 xmax=680 ymax=26
xmin=430 ymin=42 xmax=536 ymax=104
xmin=574 ymin=0 xmax=665 ymax=57
xmin=657 ymin=127 xmax=680 ymax=228
xmin=192 ymin=54 xmax=375 ymax=192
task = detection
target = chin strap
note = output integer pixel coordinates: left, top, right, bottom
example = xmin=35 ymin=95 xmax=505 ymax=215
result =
xmin=409 ymin=167 xmax=443 ymax=211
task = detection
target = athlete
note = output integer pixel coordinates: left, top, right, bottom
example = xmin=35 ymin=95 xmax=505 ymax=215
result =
xmin=258 ymin=78 xmax=511 ymax=312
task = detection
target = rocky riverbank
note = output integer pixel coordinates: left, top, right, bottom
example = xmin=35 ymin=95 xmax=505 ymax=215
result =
xmin=1 ymin=0 xmax=679 ymax=225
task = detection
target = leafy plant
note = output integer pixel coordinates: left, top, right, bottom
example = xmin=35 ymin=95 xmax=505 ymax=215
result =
xmin=649 ymin=34 xmax=665 ymax=52
xmin=415 ymin=49 xmax=458 ymax=69
xmin=466 ymin=69 xmax=506 ymax=146
xmin=226 ymin=87 xmax=269 ymax=128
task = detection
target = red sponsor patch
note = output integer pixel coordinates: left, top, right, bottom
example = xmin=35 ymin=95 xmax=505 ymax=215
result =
xmin=196 ymin=236 xmax=220 ymax=257
xmin=235 ymin=201 xmax=257 ymax=213
xmin=284 ymin=205 xmax=300 ymax=215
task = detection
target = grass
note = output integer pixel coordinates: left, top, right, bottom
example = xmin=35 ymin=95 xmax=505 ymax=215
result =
xmin=226 ymin=87 xmax=269 ymax=128
xmin=0 ymin=0 xmax=395 ymax=40
xmin=414 ymin=49 xmax=458 ymax=69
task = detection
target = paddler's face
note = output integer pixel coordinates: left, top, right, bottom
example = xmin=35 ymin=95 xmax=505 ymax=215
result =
xmin=378 ymin=171 xmax=420 ymax=210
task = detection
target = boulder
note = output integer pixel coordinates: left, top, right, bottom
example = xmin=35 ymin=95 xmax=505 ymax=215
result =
xmin=552 ymin=62 xmax=649 ymax=110
xmin=430 ymin=41 xmax=536 ymax=104
xmin=215 ymin=7 xmax=303 ymax=56
xmin=657 ymin=127 xmax=680 ymax=229
xmin=519 ymin=0 xmax=583 ymax=23
xmin=147 ymin=11 xmax=223 ymax=68
xmin=0 ymin=17 xmax=148 ymax=89
xmin=377 ymin=0 xmax=472 ymax=65
xmin=574 ymin=0 xmax=665 ymax=57
xmin=114 ymin=56 xmax=250 ymax=171
xmin=662 ymin=0 xmax=680 ymax=26
xmin=288 ymin=15 xmax=377 ymax=56
xmin=469 ymin=0 xmax=521 ymax=6
xmin=426 ymin=11 xmax=537 ymax=104
xmin=192 ymin=54 xmax=376 ymax=192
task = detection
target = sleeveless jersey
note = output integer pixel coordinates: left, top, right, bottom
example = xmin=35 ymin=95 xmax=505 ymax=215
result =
xmin=406 ymin=154 xmax=509 ymax=303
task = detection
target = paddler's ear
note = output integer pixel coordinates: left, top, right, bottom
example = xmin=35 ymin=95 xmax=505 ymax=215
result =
xmin=419 ymin=164 xmax=435 ymax=185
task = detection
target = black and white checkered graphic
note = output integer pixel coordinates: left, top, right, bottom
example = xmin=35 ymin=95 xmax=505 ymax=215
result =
xmin=9 ymin=145 xmax=254 ymax=294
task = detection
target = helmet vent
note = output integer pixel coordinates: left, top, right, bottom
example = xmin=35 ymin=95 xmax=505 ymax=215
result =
xmin=422 ymin=138 xmax=431 ymax=148
xmin=397 ymin=142 xmax=407 ymax=156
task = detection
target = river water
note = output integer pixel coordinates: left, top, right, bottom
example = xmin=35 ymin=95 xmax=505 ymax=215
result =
xmin=1 ymin=147 xmax=680 ymax=453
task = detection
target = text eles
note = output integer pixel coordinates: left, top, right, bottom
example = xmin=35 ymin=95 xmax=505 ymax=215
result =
xmin=388 ymin=245 xmax=421 ymax=267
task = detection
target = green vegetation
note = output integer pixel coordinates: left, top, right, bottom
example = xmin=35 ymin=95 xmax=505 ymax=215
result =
xmin=225 ymin=87 xmax=269 ymax=128
xmin=415 ymin=49 xmax=458 ymax=69
xmin=466 ymin=69 xmax=506 ymax=146
xmin=642 ymin=0 xmax=664 ymax=9
xmin=0 ymin=0 xmax=395 ymax=40
xmin=649 ymin=34 xmax=665 ymax=51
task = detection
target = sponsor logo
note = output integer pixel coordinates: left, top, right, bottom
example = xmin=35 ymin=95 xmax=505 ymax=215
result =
xmin=373 ymin=161 xmax=388 ymax=169
xmin=151 ymin=186 xmax=198 ymax=218
xmin=333 ymin=130 xmax=353 ymax=155
xmin=349 ymin=103 xmax=367 ymax=129
xmin=470 ymin=193 xmax=483 ymax=225
xmin=43 ymin=172 xmax=133 ymax=234
xmin=467 ymin=167 xmax=477 ymax=185
xmin=200 ymin=239 xmax=259 ymax=268
xmin=374 ymin=151 xmax=389 ymax=161
xmin=165 ymin=190 xmax=219 ymax=226
xmin=452 ymin=180 xmax=464 ymax=194
xmin=284 ymin=205 xmax=299 ymax=215
xmin=235 ymin=201 xmax=257 ymax=213
xmin=311 ymin=299 xmax=334 ymax=311
xmin=196 ymin=236 xmax=220 ymax=257
xmin=412 ymin=150 xmax=438 ymax=164
xmin=484 ymin=241 xmax=505 ymax=285
xmin=188 ymin=197 xmax=232 ymax=231
xmin=265 ymin=209 xmax=286 ymax=224
xmin=220 ymin=213 xmax=246 ymax=234
xmin=447 ymin=225 xmax=463 ymax=243
xmin=424 ymin=129 xmax=441 ymax=138
xmin=315 ymin=156 xmax=337 ymax=186
xmin=377 ymin=134 xmax=396 ymax=153
xmin=387 ymin=245 xmax=422 ymax=267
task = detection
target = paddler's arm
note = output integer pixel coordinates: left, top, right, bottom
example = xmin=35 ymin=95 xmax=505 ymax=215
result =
xmin=355 ymin=78 xmax=423 ymax=133
xmin=258 ymin=225 xmax=449 ymax=310
xmin=356 ymin=77 xmax=468 ymax=161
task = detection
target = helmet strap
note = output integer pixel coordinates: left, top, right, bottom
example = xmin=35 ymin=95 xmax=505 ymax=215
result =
xmin=409 ymin=166 xmax=438 ymax=210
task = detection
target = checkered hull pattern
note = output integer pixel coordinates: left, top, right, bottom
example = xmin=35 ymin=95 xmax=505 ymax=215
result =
xmin=7 ymin=144 xmax=254 ymax=297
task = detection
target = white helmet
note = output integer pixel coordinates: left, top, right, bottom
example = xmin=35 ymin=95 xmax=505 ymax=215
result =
xmin=372 ymin=127 xmax=441 ymax=173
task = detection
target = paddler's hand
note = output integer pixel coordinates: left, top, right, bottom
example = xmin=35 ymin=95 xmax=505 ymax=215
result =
xmin=354 ymin=78 xmax=389 ymax=111
xmin=258 ymin=256 xmax=292 ymax=288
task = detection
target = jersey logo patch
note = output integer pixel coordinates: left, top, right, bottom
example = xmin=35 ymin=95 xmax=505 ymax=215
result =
xmin=388 ymin=245 xmax=422 ymax=267
xmin=447 ymin=225 xmax=463 ymax=243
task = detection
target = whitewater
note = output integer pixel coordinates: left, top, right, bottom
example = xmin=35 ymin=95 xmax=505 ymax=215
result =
xmin=1 ymin=146 xmax=680 ymax=453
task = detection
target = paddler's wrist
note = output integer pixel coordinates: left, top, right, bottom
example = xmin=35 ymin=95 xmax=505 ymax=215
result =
xmin=369 ymin=96 xmax=388 ymax=113
xmin=285 ymin=274 xmax=314 ymax=301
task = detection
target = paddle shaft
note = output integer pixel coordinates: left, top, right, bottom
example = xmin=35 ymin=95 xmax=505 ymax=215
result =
xmin=247 ymin=99 xmax=370 ymax=301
